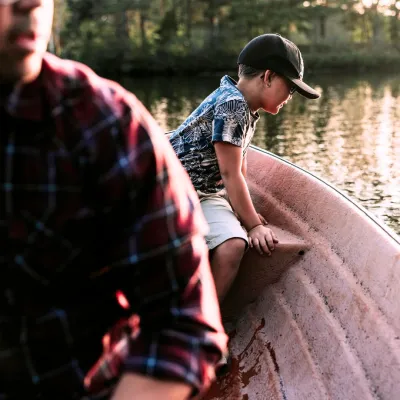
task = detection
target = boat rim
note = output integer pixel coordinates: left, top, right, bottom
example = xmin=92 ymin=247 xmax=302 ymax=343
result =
xmin=250 ymin=144 xmax=400 ymax=246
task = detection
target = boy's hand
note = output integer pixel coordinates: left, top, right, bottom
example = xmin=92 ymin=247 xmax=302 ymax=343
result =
xmin=257 ymin=213 xmax=268 ymax=225
xmin=248 ymin=225 xmax=279 ymax=256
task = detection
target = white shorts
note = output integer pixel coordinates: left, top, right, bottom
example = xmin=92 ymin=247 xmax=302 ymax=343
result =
xmin=198 ymin=192 xmax=248 ymax=251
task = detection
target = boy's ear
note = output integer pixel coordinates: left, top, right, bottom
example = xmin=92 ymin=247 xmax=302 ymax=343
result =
xmin=262 ymin=70 xmax=273 ymax=84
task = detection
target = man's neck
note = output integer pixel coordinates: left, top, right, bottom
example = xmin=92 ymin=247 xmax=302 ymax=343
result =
xmin=0 ymin=83 xmax=15 ymax=104
xmin=0 ymin=84 xmax=15 ymax=111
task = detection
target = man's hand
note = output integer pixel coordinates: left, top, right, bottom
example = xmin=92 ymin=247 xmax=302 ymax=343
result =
xmin=112 ymin=373 xmax=191 ymax=400
xmin=248 ymin=225 xmax=278 ymax=256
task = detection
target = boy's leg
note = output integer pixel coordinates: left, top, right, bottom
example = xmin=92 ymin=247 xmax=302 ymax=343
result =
xmin=210 ymin=238 xmax=245 ymax=302
xmin=199 ymin=195 xmax=247 ymax=376
xmin=200 ymin=195 xmax=248 ymax=303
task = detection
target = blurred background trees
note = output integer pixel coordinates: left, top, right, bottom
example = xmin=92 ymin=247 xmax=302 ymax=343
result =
xmin=51 ymin=0 xmax=400 ymax=76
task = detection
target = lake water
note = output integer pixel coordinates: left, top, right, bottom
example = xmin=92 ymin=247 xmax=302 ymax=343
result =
xmin=123 ymin=72 xmax=400 ymax=236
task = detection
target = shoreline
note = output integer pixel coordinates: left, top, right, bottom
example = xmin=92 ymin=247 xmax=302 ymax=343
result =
xmin=69 ymin=49 xmax=400 ymax=79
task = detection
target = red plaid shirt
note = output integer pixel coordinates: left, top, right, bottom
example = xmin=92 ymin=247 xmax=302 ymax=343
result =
xmin=0 ymin=53 xmax=227 ymax=399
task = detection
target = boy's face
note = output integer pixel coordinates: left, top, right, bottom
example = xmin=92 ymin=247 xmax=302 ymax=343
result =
xmin=0 ymin=0 xmax=53 ymax=84
xmin=260 ymin=72 xmax=294 ymax=115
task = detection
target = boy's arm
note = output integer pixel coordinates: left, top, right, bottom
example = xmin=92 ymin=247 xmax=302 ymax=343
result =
xmin=239 ymin=154 xmax=268 ymax=225
xmin=241 ymin=153 xmax=247 ymax=177
xmin=214 ymin=142 xmax=259 ymax=231
xmin=212 ymin=100 xmax=277 ymax=254
xmin=214 ymin=142 xmax=278 ymax=255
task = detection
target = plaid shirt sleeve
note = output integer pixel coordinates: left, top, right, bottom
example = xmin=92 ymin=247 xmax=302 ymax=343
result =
xmin=81 ymin=83 xmax=228 ymax=396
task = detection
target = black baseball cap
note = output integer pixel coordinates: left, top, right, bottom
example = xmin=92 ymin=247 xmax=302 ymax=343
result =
xmin=238 ymin=34 xmax=320 ymax=99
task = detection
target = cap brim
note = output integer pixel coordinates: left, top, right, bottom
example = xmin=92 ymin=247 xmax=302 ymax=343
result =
xmin=290 ymin=77 xmax=320 ymax=99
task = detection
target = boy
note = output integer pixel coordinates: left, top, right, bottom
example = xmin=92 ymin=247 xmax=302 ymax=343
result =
xmin=170 ymin=33 xmax=320 ymax=303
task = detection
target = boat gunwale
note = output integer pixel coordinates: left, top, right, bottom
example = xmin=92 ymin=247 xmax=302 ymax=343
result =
xmin=249 ymin=144 xmax=400 ymax=246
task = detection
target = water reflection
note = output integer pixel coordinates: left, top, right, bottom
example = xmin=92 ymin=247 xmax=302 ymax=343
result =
xmin=123 ymin=73 xmax=400 ymax=235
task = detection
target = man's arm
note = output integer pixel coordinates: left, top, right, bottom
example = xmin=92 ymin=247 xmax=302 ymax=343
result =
xmin=84 ymin=87 xmax=227 ymax=398
xmin=112 ymin=373 xmax=191 ymax=400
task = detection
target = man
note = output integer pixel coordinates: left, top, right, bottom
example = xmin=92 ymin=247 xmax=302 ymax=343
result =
xmin=170 ymin=34 xmax=320 ymax=304
xmin=0 ymin=0 xmax=227 ymax=398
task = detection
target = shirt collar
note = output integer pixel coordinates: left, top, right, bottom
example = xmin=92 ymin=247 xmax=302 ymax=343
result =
xmin=2 ymin=53 xmax=62 ymax=122
xmin=220 ymin=75 xmax=260 ymax=121
xmin=220 ymin=75 xmax=239 ymax=92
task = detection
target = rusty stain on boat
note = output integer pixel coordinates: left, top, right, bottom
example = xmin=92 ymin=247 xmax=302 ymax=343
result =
xmin=266 ymin=342 xmax=279 ymax=373
xmin=203 ymin=318 xmax=270 ymax=399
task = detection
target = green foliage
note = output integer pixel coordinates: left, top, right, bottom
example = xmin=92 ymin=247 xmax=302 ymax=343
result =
xmin=56 ymin=0 xmax=400 ymax=77
xmin=305 ymin=46 xmax=400 ymax=73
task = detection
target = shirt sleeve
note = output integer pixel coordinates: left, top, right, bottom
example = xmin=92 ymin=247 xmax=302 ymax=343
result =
xmin=212 ymin=99 xmax=248 ymax=147
xmin=83 ymin=85 xmax=228 ymax=397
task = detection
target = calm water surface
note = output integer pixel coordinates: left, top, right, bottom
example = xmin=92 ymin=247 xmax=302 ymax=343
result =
xmin=123 ymin=72 xmax=400 ymax=235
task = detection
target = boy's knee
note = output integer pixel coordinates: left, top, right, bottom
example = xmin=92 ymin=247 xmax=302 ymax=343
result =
xmin=229 ymin=238 xmax=247 ymax=257
xmin=215 ymin=238 xmax=246 ymax=263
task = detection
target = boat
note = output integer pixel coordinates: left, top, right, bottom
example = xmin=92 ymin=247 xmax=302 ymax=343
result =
xmin=200 ymin=145 xmax=400 ymax=400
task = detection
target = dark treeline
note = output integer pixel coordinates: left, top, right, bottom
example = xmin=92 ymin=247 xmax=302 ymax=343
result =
xmin=52 ymin=0 xmax=400 ymax=77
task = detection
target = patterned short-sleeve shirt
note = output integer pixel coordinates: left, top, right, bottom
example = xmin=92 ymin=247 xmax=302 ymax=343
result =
xmin=169 ymin=76 xmax=259 ymax=194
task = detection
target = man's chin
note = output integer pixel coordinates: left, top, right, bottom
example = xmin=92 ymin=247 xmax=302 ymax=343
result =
xmin=0 ymin=52 xmax=44 ymax=84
